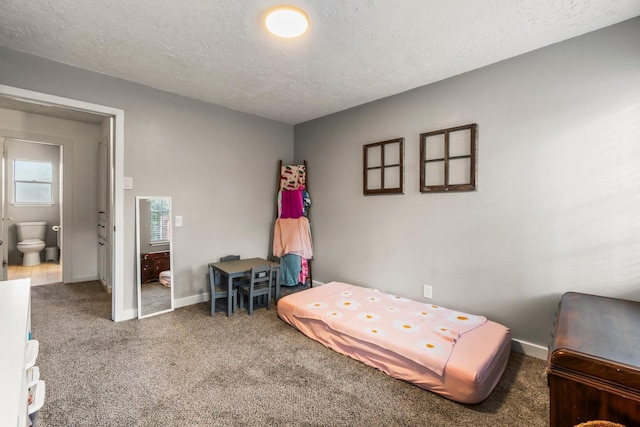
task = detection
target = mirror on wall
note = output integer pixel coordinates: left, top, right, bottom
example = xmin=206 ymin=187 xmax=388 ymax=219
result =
xmin=136 ymin=196 xmax=174 ymax=319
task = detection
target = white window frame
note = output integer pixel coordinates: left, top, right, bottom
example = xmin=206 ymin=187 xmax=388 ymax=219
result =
xmin=13 ymin=159 xmax=54 ymax=206
xmin=149 ymin=199 xmax=170 ymax=246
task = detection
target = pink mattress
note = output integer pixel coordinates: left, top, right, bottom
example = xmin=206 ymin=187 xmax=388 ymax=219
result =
xmin=277 ymin=282 xmax=511 ymax=404
xmin=159 ymin=270 xmax=171 ymax=287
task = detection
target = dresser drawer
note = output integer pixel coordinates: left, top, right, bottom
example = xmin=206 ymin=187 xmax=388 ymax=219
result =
xmin=547 ymin=292 xmax=640 ymax=426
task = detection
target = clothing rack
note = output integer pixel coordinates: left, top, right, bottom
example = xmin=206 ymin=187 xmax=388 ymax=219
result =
xmin=270 ymin=160 xmax=313 ymax=287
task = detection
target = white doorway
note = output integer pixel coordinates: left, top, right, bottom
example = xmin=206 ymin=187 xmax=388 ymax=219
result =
xmin=0 ymin=84 xmax=126 ymax=321
xmin=2 ymin=138 xmax=63 ymax=285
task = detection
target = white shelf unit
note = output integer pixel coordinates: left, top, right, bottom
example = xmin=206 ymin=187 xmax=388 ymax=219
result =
xmin=0 ymin=278 xmax=42 ymax=427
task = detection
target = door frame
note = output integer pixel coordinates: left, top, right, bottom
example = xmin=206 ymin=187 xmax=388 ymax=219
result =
xmin=0 ymin=138 xmax=5 ymax=281
xmin=2 ymin=138 xmax=63 ymax=278
xmin=0 ymin=84 xmax=126 ymax=321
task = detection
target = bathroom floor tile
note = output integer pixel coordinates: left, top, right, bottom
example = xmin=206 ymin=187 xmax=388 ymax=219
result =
xmin=7 ymin=262 xmax=62 ymax=286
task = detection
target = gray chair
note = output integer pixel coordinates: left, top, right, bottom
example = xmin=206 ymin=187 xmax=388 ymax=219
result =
xmin=238 ymin=265 xmax=273 ymax=315
xmin=208 ymin=265 xmax=237 ymax=317
xmin=268 ymin=255 xmax=281 ymax=300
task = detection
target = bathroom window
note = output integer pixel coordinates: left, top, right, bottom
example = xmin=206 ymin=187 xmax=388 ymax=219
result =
xmin=149 ymin=199 xmax=170 ymax=244
xmin=14 ymin=160 xmax=53 ymax=204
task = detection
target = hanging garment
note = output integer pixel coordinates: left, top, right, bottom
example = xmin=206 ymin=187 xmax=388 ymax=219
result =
xmin=298 ymin=257 xmax=309 ymax=285
xmin=277 ymin=190 xmax=282 ymax=218
xmin=302 ymin=189 xmax=311 ymax=216
xmin=280 ymin=188 xmax=304 ymax=219
xmin=280 ymin=253 xmax=302 ymax=287
xmin=280 ymin=164 xmax=306 ymax=191
xmin=273 ymin=217 xmax=313 ymax=259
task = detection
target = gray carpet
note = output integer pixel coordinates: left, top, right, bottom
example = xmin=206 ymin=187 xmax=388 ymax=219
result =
xmin=140 ymin=281 xmax=172 ymax=317
xmin=30 ymin=281 xmax=550 ymax=426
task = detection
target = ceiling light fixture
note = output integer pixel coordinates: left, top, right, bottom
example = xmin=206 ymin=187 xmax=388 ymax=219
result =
xmin=265 ymin=6 xmax=309 ymax=38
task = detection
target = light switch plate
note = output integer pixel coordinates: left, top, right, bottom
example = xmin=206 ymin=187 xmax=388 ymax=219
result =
xmin=123 ymin=177 xmax=133 ymax=189
xmin=174 ymin=216 xmax=183 ymax=227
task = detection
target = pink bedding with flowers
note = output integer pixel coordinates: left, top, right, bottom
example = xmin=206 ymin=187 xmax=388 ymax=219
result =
xmin=279 ymin=281 xmax=511 ymax=403
xmin=291 ymin=282 xmax=486 ymax=376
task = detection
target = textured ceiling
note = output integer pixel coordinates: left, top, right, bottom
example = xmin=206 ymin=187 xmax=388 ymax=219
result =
xmin=1 ymin=0 xmax=639 ymax=124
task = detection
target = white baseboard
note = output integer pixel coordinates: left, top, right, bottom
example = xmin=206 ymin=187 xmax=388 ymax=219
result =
xmin=511 ymin=338 xmax=548 ymax=360
xmin=119 ymin=294 xmax=210 ymax=321
xmin=175 ymin=292 xmax=210 ymax=309
xmin=71 ymin=275 xmax=99 ymax=283
xmin=174 ymin=281 xmax=325 ymax=309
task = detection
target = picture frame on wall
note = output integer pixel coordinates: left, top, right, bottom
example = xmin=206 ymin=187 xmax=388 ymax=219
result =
xmin=363 ymin=137 xmax=404 ymax=195
xmin=419 ymin=124 xmax=477 ymax=193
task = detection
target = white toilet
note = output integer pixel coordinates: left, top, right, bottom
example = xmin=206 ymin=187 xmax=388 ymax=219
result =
xmin=16 ymin=221 xmax=47 ymax=267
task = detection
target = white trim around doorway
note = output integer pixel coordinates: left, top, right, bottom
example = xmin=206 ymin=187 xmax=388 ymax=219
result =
xmin=0 ymin=84 xmax=127 ymax=322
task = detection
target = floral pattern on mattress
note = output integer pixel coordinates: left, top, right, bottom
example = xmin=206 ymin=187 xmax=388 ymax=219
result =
xmin=292 ymin=282 xmax=487 ymax=376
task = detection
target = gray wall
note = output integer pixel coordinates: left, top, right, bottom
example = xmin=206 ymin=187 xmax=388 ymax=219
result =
xmin=2 ymin=18 xmax=637 ymax=351
xmin=0 ymin=46 xmax=293 ymax=313
xmin=294 ymin=17 xmax=640 ymax=351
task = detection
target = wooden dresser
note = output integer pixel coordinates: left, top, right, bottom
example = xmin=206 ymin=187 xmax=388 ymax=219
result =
xmin=547 ymin=292 xmax=640 ymax=426
xmin=140 ymin=251 xmax=170 ymax=284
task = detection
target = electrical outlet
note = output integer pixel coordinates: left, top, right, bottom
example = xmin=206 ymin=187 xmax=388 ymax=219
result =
xmin=423 ymin=285 xmax=432 ymax=299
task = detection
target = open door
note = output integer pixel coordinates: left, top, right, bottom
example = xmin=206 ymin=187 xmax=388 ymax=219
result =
xmin=0 ymin=137 xmax=6 ymax=281
xmin=97 ymin=126 xmax=111 ymax=290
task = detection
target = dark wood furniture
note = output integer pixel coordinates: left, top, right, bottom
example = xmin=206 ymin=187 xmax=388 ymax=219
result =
xmin=420 ymin=123 xmax=477 ymax=193
xmin=140 ymin=251 xmax=170 ymax=284
xmin=547 ymin=292 xmax=640 ymax=426
xmin=363 ymin=138 xmax=404 ymax=195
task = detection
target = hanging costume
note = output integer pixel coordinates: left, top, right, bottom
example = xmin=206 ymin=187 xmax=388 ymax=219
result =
xmin=275 ymin=164 xmax=312 ymax=286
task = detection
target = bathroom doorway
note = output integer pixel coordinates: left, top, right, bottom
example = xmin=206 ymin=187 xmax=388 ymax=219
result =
xmin=0 ymin=84 xmax=126 ymax=322
xmin=2 ymin=138 xmax=63 ymax=285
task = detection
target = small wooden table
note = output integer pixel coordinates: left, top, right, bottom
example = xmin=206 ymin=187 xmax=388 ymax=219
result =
xmin=547 ymin=292 xmax=640 ymax=426
xmin=208 ymin=257 xmax=280 ymax=316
